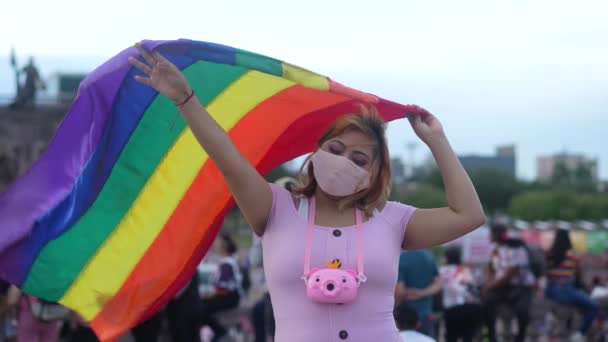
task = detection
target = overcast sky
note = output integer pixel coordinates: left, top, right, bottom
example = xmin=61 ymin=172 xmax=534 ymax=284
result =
xmin=2 ymin=0 xmax=607 ymax=180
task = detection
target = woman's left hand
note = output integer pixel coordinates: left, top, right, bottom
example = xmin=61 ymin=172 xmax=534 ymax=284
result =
xmin=407 ymin=107 xmax=445 ymax=145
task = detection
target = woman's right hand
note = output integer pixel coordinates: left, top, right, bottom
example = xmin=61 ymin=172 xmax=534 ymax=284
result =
xmin=128 ymin=42 xmax=193 ymax=105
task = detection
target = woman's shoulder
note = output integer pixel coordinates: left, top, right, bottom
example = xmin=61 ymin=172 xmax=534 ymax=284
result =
xmin=269 ymin=182 xmax=290 ymax=198
xmin=377 ymin=200 xmax=416 ymax=224
xmin=269 ymin=183 xmax=305 ymax=206
xmin=264 ymin=183 xmax=305 ymax=236
xmin=379 ymin=200 xmax=416 ymax=212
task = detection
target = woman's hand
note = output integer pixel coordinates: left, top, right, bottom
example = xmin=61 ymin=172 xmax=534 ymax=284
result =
xmin=407 ymin=106 xmax=446 ymax=145
xmin=128 ymin=42 xmax=192 ymax=104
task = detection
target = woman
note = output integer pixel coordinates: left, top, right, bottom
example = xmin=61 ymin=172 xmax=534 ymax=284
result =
xmin=439 ymin=246 xmax=483 ymax=342
xmin=545 ymin=229 xmax=598 ymax=341
xmin=483 ymin=224 xmax=536 ymax=342
xmin=128 ymin=43 xmax=485 ymax=341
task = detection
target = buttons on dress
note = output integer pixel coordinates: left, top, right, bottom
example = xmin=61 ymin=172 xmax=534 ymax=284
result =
xmin=339 ymin=330 xmax=349 ymax=339
xmin=333 ymin=229 xmax=342 ymax=237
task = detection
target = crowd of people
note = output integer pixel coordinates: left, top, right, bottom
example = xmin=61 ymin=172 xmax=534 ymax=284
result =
xmin=393 ymin=224 xmax=607 ymax=342
xmin=0 ymin=181 xmax=606 ymax=342
xmin=0 ymin=234 xmax=246 ymax=342
xmin=1 ymin=182 xmax=607 ymax=342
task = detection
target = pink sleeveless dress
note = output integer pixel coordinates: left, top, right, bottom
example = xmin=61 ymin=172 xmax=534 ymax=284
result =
xmin=261 ymin=184 xmax=416 ymax=342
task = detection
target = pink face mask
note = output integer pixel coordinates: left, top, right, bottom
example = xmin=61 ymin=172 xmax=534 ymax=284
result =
xmin=311 ymin=149 xmax=370 ymax=197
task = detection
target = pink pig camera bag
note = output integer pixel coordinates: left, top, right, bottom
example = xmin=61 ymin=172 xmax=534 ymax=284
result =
xmin=301 ymin=197 xmax=367 ymax=304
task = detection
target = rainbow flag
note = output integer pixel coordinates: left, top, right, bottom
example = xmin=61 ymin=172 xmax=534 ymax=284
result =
xmin=0 ymin=39 xmax=421 ymax=340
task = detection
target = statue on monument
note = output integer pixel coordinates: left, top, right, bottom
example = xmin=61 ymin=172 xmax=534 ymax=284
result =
xmin=8 ymin=47 xmax=46 ymax=110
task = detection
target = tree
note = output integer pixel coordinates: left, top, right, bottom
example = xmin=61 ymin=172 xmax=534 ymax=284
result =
xmin=574 ymin=163 xmax=593 ymax=183
xmin=509 ymin=191 xmax=565 ymax=221
xmin=420 ymin=167 xmax=444 ymax=190
xmin=550 ymin=160 xmax=596 ymax=192
xmin=469 ymin=169 xmax=521 ymax=214
xmin=265 ymin=164 xmax=295 ymax=183
xmin=393 ymin=183 xmax=447 ymax=208
xmin=420 ymin=167 xmax=520 ymax=214
xmin=578 ymin=193 xmax=608 ymax=220
xmin=551 ymin=161 xmax=572 ymax=185
xmin=573 ymin=163 xmax=596 ymax=192
xmin=508 ymin=190 xmax=608 ymax=221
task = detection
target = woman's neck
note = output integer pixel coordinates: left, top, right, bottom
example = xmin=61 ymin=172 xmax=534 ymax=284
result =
xmin=313 ymin=188 xmax=343 ymax=212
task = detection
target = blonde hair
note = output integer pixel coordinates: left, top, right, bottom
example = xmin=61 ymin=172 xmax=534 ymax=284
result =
xmin=292 ymin=105 xmax=391 ymax=216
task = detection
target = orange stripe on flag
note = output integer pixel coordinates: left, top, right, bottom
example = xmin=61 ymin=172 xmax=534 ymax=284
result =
xmin=329 ymin=79 xmax=379 ymax=104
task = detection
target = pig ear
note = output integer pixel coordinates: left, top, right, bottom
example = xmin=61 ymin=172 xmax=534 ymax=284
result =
xmin=308 ymin=268 xmax=320 ymax=276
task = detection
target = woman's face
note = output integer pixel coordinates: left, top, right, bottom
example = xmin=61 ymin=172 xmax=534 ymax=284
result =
xmin=320 ymin=130 xmax=376 ymax=172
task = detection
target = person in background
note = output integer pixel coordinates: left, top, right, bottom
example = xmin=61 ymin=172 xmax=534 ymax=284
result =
xmin=165 ymin=234 xmax=242 ymax=342
xmin=250 ymin=231 xmax=274 ymax=342
xmin=6 ymin=285 xmax=62 ymax=342
xmin=439 ymin=246 xmax=483 ymax=342
xmin=545 ymin=228 xmax=598 ymax=342
xmin=63 ymin=313 xmax=99 ymax=342
xmin=165 ymin=273 xmax=202 ymax=342
xmin=130 ymin=310 xmax=164 ymax=342
xmin=396 ymin=249 xmax=442 ymax=338
xmin=199 ymin=233 xmax=242 ymax=341
xmin=591 ymin=276 xmax=608 ymax=306
xmin=482 ymin=224 xmax=535 ymax=342
xmin=0 ymin=280 xmax=17 ymax=342
xmin=394 ymin=302 xmax=436 ymax=342
xmin=591 ymin=276 xmax=608 ymax=299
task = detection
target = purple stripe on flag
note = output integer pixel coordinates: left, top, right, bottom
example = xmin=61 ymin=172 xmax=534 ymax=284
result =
xmin=0 ymin=40 xmax=188 ymax=253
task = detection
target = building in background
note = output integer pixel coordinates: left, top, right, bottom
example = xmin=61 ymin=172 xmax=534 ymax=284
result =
xmin=56 ymin=73 xmax=87 ymax=103
xmin=537 ymin=152 xmax=599 ymax=182
xmin=458 ymin=144 xmax=516 ymax=177
xmin=0 ymin=106 xmax=67 ymax=192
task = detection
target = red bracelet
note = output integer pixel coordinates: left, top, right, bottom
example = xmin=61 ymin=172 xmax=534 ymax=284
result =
xmin=169 ymin=89 xmax=194 ymax=132
xmin=175 ymin=89 xmax=195 ymax=107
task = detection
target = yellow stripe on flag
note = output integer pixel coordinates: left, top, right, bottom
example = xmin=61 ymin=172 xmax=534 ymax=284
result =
xmin=282 ymin=63 xmax=329 ymax=91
